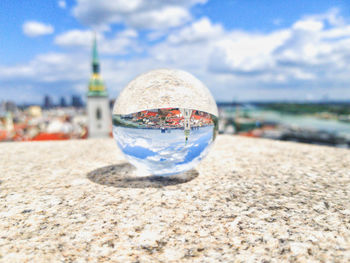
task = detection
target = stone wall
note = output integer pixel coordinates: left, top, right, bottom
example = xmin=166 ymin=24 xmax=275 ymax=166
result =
xmin=0 ymin=136 xmax=349 ymax=262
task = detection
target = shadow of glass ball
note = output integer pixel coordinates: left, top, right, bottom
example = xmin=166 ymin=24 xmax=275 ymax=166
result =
xmin=86 ymin=163 xmax=199 ymax=188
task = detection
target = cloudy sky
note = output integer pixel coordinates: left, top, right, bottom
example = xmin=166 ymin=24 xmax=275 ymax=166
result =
xmin=1 ymin=0 xmax=350 ymax=104
xmin=114 ymin=125 xmax=213 ymax=175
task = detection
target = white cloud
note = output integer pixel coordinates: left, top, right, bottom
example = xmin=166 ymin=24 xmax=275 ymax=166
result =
xmin=206 ymin=10 xmax=350 ymax=91
xmin=167 ymin=17 xmax=223 ymax=44
xmin=306 ymin=8 xmax=345 ymax=27
xmin=22 ymin=21 xmax=54 ymax=37
xmin=127 ymin=6 xmax=191 ymax=30
xmin=54 ymin=30 xmax=93 ymax=48
xmin=99 ymin=29 xmax=139 ymax=55
xmin=292 ymin=19 xmax=324 ymax=31
xmin=3 ymin=9 xmax=350 ymax=102
xmin=0 ymin=52 xmax=88 ymax=83
xmin=113 ymin=125 xmax=213 ymax=175
xmin=0 ymin=51 xmax=89 ymax=103
xmin=58 ymin=0 xmax=66 ymax=9
xmin=54 ymin=29 xmax=139 ymax=55
xmin=72 ymin=0 xmax=207 ymax=30
xmin=208 ymin=30 xmax=290 ymax=75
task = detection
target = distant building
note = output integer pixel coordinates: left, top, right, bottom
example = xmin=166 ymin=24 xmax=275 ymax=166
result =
xmin=5 ymin=112 xmax=14 ymax=138
xmin=71 ymin=95 xmax=83 ymax=108
xmin=180 ymin=108 xmax=192 ymax=143
xmin=60 ymin=97 xmax=67 ymax=107
xmin=87 ymin=34 xmax=111 ymax=138
xmin=27 ymin=106 xmax=42 ymax=117
xmin=43 ymin=95 xmax=53 ymax=109
xmin=4 ymin=101 xmax=17 ymax=112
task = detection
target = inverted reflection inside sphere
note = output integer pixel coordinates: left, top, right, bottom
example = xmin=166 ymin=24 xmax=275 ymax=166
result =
xmin=113 ymin=69 xmax=218 ymax=176
xmin=113 ymin=108 xmax=218 ymax=176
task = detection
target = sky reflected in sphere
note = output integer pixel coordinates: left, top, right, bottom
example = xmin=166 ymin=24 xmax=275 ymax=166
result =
xmin=113 ymin=108 xmax=218 ymax=176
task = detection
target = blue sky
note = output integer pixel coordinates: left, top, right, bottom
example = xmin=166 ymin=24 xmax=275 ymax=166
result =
xmin=1 ymin=0 xmax=350 ymax=104
xmin=114 ymin=124 xmax=214 ymax=175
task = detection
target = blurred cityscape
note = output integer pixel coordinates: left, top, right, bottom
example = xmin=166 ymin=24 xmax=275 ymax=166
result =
xmin=113 ymin=108 xmax=214 ymax=129
xmin=2 ymin=1 xmax=350 ymax=150
xmin=217 ymin=101 xmax=350 ymax=148
xmin=1 ymin=97 xmax=350 ymax=148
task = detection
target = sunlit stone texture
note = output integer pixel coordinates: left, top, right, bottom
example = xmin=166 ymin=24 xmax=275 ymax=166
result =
xmin=113 ymin=69 xmax=218 ymax=176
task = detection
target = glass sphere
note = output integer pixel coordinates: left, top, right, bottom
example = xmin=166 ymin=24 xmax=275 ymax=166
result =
xmin=112 ymin=69 xmax=218 ymax=176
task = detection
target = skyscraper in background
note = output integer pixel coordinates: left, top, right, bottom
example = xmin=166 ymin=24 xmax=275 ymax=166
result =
xmin=60 ymin=97 xmax=67 ymax=107
xmin=43 ymin=95 xmax=53 ymax=109
xmin=71 ymin=95 xmax=83 ymax=108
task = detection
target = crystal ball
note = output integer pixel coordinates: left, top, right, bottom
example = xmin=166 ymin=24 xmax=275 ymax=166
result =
xmin=112 ymin=69 xmax=218 ymax=176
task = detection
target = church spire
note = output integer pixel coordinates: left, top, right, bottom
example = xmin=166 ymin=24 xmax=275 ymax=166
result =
xmin=92 ymin=33 xmax=100 ymax=74
xmin=88 ymin=33 xmax=107 ymax=97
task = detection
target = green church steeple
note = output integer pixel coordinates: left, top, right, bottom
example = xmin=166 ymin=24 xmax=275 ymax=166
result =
xmin=92 ymin=35 xmax=100 ymax=74
xmin=88 ymin=33 xmax=107 ymax=97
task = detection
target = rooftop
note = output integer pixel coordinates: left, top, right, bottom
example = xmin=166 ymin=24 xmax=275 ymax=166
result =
xmin=1 ymin=136 xmax=349 ymax=262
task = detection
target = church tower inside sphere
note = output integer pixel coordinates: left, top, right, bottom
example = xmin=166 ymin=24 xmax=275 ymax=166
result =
xmin=87 ymin=34 xmax=111 ymax=138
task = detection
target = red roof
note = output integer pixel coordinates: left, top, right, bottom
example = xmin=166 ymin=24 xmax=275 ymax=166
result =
xmin=14 ymin=123 xmax=27 ymax=130
xmin=169 ymin=118 xmax=182 ymax=122
xmin=31 ymin=133 xmax=69 ymax=141
xmin=145 ymin=111 xmax=157 ymax=117
xmin=0 ymin=131 xmax=7 ymax=141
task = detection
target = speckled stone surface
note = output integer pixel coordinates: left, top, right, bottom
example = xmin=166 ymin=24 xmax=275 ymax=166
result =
xmin=1 ymin=136 xmax=350 ymax=262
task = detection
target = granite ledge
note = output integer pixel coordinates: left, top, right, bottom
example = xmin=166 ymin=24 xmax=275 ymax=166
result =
xmin=0 ymin=136 xmax=349 ymax=262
